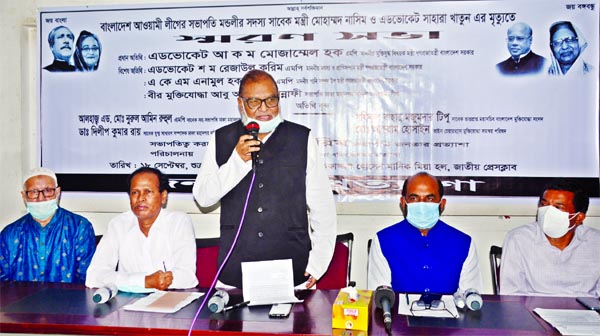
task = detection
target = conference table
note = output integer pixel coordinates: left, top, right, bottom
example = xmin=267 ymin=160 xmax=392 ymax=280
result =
xmin=0 ymin=281 xmax=589 ymax=335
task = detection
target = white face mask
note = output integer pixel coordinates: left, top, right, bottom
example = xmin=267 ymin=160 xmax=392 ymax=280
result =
xmin=537 ymin=205 xmax=578 ymax=238
xmin=240 ymin=107 xmax=284 ymax=134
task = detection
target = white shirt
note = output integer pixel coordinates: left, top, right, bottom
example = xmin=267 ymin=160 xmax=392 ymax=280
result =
xmin=192 ymin=128 xmax=337 ymax=280
xmin=500 ymin=221 xmax=600 ymax=297
xmin=367 ymin=230 xmax=483 ymax=293
xmin=85 ymin=209 xmax=198 ymax=289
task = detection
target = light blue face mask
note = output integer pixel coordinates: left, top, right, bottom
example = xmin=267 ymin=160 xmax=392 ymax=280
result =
xmin=240 ymin=108 xmax=284 ymax=134
xmin=26 ymin=199 xmax=58 ymax=221
xmin=406 ymin=202 xmax=440 ymax=230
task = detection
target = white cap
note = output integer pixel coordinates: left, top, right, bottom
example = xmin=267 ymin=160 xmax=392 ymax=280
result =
xmin=23 ymin=167 xmax=58 ymax=186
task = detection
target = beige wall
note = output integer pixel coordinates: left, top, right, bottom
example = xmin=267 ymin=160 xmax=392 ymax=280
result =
xmin=1 ymin=0 xmax=598 ymax=293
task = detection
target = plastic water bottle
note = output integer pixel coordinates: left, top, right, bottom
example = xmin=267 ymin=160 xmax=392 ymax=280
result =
xmin=453 ymin=291 xmax=466 ymax=309
xmin=93 ymin=284 xmax=118 ymax=304
xmin=208 ymin=290 xmax=230 ymax=313
xmin=464 ymin=288 xmax=483 ymax=311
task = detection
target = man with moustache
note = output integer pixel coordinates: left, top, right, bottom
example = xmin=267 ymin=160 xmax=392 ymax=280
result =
xmin=500 ymin=181 xmax=600 ymax=296
xmin=43 ymin=26 xmax=76 ymax=72
xmin=193 ymin=69 xmax=336 ymax=289
xmin=0 ymin=167 xmax=96 ymax=283
xmin=86 ymin=167 xmax=197 ymax=291
xmin=367 ymin=172 xmax=482 ymax=294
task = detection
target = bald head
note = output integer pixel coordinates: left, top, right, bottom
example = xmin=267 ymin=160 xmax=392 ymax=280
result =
xmin=238 ymin=69 xmax=278 ymax=97
xmin=400 ymin=172 xmax=446 ymax=219
xmin=509 ymin=22 xmax=532 ymax=37
xmin=506 ymin=22 xmax=533 ymax=58
xmin=402 ymin=172 xmax=444 ymax=198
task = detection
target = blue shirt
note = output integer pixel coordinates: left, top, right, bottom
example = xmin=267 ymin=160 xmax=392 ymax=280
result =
xmin=377 ymin=219 xmax=471 ymax=293
xmin=0 ymin=207 xmax=96 ymax=283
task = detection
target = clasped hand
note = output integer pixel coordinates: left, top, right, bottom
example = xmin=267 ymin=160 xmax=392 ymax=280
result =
xmin=145 ymin=270 xmax=173 ymax=290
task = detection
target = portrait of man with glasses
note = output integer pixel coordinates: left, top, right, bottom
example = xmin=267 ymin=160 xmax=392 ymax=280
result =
xmin=193 ymin=69 xmax=337 ymax=289
xmin=0 ymin=167 xmax=96 ymax=283
xmin=548 ymin=21 xmax=593 ymax=76
xmin=496 ymin=22 xmax=546 ymax=75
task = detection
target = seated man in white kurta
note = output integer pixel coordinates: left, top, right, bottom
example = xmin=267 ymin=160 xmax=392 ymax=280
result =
xmin=86 ymin=167 xmax=197 ymax=291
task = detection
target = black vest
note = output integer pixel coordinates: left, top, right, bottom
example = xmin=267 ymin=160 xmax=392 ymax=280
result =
xmin=215 ymin=120 xmax=311 ymax=287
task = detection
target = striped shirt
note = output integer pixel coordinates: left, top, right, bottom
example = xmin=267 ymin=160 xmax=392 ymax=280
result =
xmin=500 ymin=221 xmax=600 ymax=297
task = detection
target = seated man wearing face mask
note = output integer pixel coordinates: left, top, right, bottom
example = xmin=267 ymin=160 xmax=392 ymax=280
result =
xmin=367 ymin=172 xmax=482 ymax=294
xmin=0 ymin=167 xmax=96 ymax=283
xmin=500 ymin=181 xmax=600 ymax=297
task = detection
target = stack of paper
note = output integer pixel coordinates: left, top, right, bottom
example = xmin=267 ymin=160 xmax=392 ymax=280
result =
xmin=241 ymin=259 xmax=303 ymax=306
xmin=124 ymin=291 xmax=204 ymax=313
xmin=534 ymin=308 xmax=600 ymax=336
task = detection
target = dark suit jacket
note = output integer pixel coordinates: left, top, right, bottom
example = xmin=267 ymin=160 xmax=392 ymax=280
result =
xmin=44 ymin=60 xmax=75 ymax=72
xmin=496 ymin=51 xmax=546 ymax=75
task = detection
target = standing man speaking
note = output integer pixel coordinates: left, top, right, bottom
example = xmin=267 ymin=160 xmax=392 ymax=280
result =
xmin=193 ymin=69 xmax=336 ymax=289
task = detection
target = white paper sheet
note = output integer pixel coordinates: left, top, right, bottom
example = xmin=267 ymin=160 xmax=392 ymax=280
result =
xmin=534 ymin=308 xmax=600 ymax=336
xmin=241 ymin=259 xmax=303 ymax=306
xmin=123 ymin=291 xmax=204 ymax=313
xmin=397 ymin=293 xmax=459 ymax=318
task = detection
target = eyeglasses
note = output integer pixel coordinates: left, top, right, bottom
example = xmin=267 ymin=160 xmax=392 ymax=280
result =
xmin=25 ymin=187 xmax=59 ymax=199
xmin=551 ymin=36 xmax=578 ymax=48
xmin=506 ymin=36 xmax=530 ymax=43
xmin=81 ymin=46 xmax=100 ymax=53
xmin=242 ymin=96 xmax=279 ymax=110
xmin=409 ymin=298 xmax=457 ymax=318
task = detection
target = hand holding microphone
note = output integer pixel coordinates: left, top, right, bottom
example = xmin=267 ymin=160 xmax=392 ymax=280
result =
xmin=245 ymin=122 xmax=260 ymax=171
xmin=236 ymin=122 xmax=261 ymax=167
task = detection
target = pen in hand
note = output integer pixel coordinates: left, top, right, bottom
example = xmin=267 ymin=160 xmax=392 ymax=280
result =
xmin=223 ymin=300 xmax=250 ymax=312
xmin=163 ymin=261 xmax=167 ymax=272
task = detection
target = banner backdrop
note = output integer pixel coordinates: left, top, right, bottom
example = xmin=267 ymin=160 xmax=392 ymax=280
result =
xmin=38 ymin=0 xmax=599 ymax=199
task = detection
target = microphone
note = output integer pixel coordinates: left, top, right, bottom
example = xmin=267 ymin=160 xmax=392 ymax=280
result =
xmin=464 ymin=288 xmax=483 ymax=311
xmin=92 ymin=284 xmax=118 ymax=304
xmin=208 ymin=290 xmax=230 ymax=313
xmin=245 ymin=122 xmax=260 ymax=172
xmin=375 ymin=285 xmax=395 ymax=335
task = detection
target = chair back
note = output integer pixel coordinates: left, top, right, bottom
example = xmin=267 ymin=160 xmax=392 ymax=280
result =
xmin=489 ymin=245 xmax=503 ymax=295
xmin=317 ymin=232 xmax=354 ymax=289
xmin=196 ymin=238 xmax=220 ymax=288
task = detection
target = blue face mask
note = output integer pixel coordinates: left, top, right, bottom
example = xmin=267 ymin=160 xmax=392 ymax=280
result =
xmin=406 ymin=202 xmax=440 ymax=230
xmin=26 ymin=199 xmax=58 ymax=221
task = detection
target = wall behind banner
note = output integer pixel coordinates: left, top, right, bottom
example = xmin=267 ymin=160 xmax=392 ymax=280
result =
xmin=1 ymin=0 xmax=599 ymax=292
